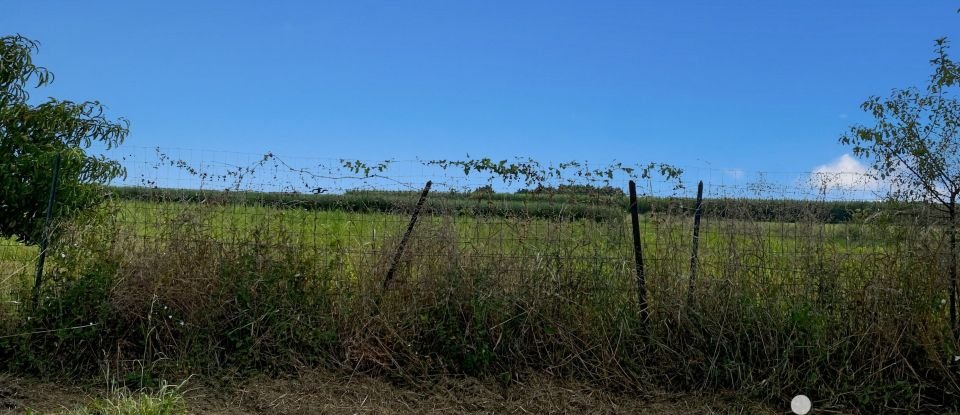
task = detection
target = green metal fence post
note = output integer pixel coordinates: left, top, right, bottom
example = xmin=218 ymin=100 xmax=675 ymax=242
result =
xmin=32 ymin=153 xmax=62 ymax=310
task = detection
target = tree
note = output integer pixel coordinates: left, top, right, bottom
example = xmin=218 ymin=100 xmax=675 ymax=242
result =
xmin=0 ymin=35 xmax=129 ymax=245
xmin=840 ymin=38 xmax=960 ymax=336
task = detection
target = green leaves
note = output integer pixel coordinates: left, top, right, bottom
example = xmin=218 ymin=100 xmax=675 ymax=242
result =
xmin=932 ymin=38 xmax=960 ymax=92
xmin=423 ymin=157 xmax=684 ymax=190
xmin=339 ymin=159 xmax=391 ymax=178
xmin=840 ymin=38 xmax=960 ymax=209
xmin=0 ymin=35 xmax=129 ymax=244
xmin=0 ymin=35 xmax=52 ymax=106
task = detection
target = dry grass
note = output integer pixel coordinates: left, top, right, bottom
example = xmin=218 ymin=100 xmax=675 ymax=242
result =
xmin=2 ymin=370 xmax=781 ymax=415
xmin=3 ymin=197 xmax=959 ymax=413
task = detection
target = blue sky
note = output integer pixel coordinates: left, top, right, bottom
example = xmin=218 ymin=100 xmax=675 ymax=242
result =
xmin=4 ymin=1 xmax=960 ymax=180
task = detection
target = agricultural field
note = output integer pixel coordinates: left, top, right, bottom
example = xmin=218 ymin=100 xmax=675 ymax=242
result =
xmin=2 ymin=187 xmax=928 ymax=306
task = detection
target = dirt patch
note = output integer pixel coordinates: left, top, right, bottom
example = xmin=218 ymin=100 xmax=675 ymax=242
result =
xmin=4 ymin=370 xmax=781 ymax=414
xmin=0 ymin=374 xmax=91 ymax=414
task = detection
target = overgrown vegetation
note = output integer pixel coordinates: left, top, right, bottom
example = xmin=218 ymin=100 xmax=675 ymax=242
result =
xmin=841 ymin=36 xmax=960 ymax=338
xmin=0 ymin=189 xmax=956 ymax=413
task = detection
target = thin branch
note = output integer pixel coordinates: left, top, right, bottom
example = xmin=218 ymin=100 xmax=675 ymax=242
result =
xmin=893 ymin=152 xmax=951 ymax=207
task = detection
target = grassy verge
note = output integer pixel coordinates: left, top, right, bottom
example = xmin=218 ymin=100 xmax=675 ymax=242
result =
xmin=4 ymin=370 xmax=780 ymax=414
xmin=0 ymin=195 xmax=956 ymax=413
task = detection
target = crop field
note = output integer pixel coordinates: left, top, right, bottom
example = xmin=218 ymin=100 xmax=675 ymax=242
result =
xmin=1 ymin=186 xmax=945 ymax=319
xmin=2 ymin=190 xmax=927 ymax=302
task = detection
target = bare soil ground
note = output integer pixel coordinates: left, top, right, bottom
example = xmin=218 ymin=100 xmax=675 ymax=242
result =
xmin=1 ymin=370 xmax=782 ymax=414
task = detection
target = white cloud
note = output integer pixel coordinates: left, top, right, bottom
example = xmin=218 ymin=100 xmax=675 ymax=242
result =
xmin=724 ymin=168 xmax=745 ymax=180
xmin=808 ymin=154 xmax=880 ymax=192
xmin=814 ymin=154 xmax=867 ymax=175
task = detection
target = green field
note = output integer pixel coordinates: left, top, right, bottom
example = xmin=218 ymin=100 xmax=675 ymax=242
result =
xmin=109 ymin=185 xmax=914 ymax=224
xmin=1 ymin=192 xmax=934 ymax=309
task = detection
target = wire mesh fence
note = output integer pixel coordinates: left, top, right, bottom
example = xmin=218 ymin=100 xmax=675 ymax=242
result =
xmin=0 ymin=146 xmax=952 ymax=325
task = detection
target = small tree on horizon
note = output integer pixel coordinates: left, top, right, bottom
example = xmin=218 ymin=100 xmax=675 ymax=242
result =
xmin=840 ymin=37 xmax=960 ymax=337
xmin=0 ymin=34 xmax=129 ymax=245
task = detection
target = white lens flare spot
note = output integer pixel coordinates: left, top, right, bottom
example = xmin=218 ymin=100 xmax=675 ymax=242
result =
xmin=791 ymin=395 xmax=812 ymax=415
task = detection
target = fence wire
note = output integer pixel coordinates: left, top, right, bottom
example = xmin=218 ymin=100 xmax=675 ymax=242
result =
xmin=0 ymin=147 xmax=951 ymax=323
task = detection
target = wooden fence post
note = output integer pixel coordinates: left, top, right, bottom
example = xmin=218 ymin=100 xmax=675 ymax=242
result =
xmin=688 ymin=180 xmax=704 ymax=300
xmin=628 ymin=180 xmax=648 ymax=323
xmin=383 ymin=180 xmax=432 ymax=290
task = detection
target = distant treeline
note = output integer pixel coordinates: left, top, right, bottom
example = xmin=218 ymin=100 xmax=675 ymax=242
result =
xmin=108 ymin=186 xmax=928 ymax=224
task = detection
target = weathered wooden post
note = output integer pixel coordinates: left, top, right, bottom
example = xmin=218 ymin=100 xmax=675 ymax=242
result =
xmin=628 ymin=180 xmax=648 ymax=324
xmin=688 ymin=180 xmax=704 ymax=300
xmin=383 ymin=180 xmax=432 ymax=290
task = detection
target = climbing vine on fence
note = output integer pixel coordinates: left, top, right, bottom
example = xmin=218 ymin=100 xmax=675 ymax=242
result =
xmin=144 ymin=147 xmax=684 ymax=194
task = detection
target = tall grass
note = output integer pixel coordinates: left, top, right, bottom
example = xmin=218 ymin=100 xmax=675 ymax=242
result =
xmin=1 ymin=192 xmax=957 ymax=413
